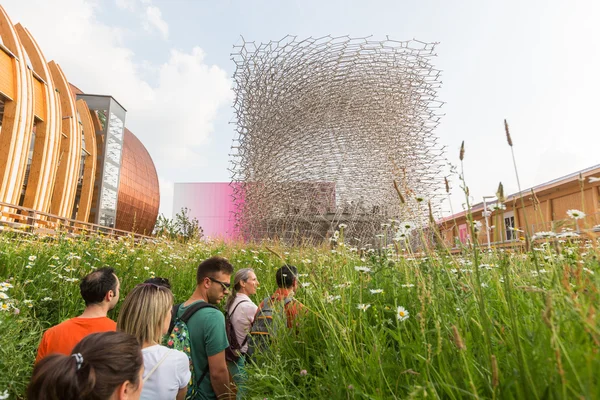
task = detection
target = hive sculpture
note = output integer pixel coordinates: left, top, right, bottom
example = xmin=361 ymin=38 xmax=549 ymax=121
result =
xmin=230 ymin=36 xmax=445 ymax=243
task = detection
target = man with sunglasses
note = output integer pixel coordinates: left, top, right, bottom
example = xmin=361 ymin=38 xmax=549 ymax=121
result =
xmin=177 ymin=256 xmax=235 ymax=399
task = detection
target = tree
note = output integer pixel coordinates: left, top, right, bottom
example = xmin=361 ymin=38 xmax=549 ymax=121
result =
xmin=153 ymin=207 xmax=204 ymax=242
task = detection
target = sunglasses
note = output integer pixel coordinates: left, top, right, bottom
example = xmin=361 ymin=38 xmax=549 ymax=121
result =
xmin=139 ymin=282 xmax=169 ymax=291
xmin=208 ymin=276 xmax=231 ymax=291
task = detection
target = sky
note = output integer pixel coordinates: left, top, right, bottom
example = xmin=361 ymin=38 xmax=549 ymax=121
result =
xmin=3 ymin=0 xmax=599 ymax=219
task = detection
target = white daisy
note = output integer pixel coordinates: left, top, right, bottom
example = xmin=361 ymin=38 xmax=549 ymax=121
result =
xmin=357 ymin=303 xmax=371 ymax=312
xmin=566 ymin=209 xmax=586 ymax=219
xmin=396 ymin=306 xmax=409 ymax=321
xmin=354 ymin=266 xmax=372 ymax=273
xmin=369 ymin=289 xmax=384 ymax=294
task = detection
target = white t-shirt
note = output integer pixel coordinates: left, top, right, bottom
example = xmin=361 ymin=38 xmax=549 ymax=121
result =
xmin=228 ymin=293 xmax=258 ymax=353
xmin=141 ymin=345 xmax=191 ymax=400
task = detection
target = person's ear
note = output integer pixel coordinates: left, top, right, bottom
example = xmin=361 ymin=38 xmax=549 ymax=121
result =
xmin=116 ymin=380 xmax=138 ymax=399
xmin=104 ymin=289 xmax=114 ymax=303
xmin=114 ymin=380 xmax=127 ymax=399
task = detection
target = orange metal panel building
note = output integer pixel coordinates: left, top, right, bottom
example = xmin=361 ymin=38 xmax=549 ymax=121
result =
xmin=0 ymin=6 xmax=159 ymax=234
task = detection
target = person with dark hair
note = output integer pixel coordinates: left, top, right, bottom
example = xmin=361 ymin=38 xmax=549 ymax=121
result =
xmin=172 ymin=256 xmax=235 ymax=399
xmin=28 ymin=331 xmax=144 ymax=400
xmin=36 ymin=267 xmax=120 ymax=363
xmin=143 ymin=277 xmax=171 ymax=290
xmin=259 ymin=264 xmax=304 ymax=329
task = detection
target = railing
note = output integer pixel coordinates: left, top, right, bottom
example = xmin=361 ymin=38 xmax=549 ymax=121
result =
xmin=0 ymin=201 xmax=154 ymax=241
xmin=528 ymin=212 xmax=600 ymax=234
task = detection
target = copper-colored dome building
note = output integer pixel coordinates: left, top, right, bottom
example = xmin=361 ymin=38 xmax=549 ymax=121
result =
xmin=115 ymin=128 xmax=160 ymax=234
xmin=0 ymin=5 xmax=159 ymax=235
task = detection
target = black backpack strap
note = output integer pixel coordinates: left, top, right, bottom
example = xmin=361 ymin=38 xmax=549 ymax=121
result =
xmin=178 ymin=301 xmax=218 ymax=388
xmin=168 ymin=303 xmax=181 ymax=336
xmin=227 ymin=300 xmax=250 ymax=317
xmin=197 ymin=366 xmax=210 ymax=387
xmin=180 ymin=301 xmax=218 ymax=323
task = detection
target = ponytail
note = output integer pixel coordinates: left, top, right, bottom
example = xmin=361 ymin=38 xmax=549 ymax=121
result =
xmin=28 ymin=331 xmax=142 ymax=400
xmin=226 ymin=268 xmax=255 ymax=312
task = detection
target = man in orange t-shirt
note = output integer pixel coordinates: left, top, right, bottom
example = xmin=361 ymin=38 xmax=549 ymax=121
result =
xmin=36 ymin=267 xmax=120 ymax=363
xmin=256 ymin=264 xmax=305 ymax=329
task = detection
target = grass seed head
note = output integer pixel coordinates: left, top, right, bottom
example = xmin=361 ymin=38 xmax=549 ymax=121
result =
xmin=504 ymin=119 xmax=513 ymax=147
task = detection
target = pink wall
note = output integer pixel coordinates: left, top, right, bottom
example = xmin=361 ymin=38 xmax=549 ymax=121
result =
xmin=172 ymin=183 xmax=241 ymax=240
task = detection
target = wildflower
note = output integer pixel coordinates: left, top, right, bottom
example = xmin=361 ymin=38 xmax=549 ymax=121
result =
xmin=25 ymin=265 xmax=32 ymax=269
xmin=487 ymin=203 xmax=506 ymax=212
xmin=28 ymin=255 xmax=37 ymax=262
xmin=566 ymin=209 xmax=586 ymax=219
xmin=482 ymin=210 xmax=491 ymax=218
xmin=0 ymin=282 xmax=13 ymax=289
xmin=0 ymin=303 xmax=9 ymax=311
xmin=557 ymin=231 xmax=579 ymax=239
xmin=301 ymin=282 xmax=311 ymax=288
xmin=472 ymin=221 xmax=482 ymax=232
xmin=369 ymin=289 xmax=384 ymax=294
xmin=0 ymin=389 xmax=8 ymax=399
xmin=335 ymin=282 xmax=352 ymax=289
xmin=348 ymin=385 xmax=354 ymax=390
xmin=13 ymin=307 xmax=20 ymax=315
xmin=401 ymin=284 xmax=415 ymax=288
xmin=0 ymin=293 xmax=8 ymax=300
xmin=332 ymin=230 xmax=340 ymax=240
xmin=396 ymin=306 xmax=409 ymax=321
xmin=374 ymin=234 xmax=384 ymax=239
xmin=354 ymin=266 xmax=372 ymax=273
xmin=298 ymin=273 xmax=309 ymax=278
xmin=326 ymin=295 xmax=341 ymax=302
xmin=41 ymin=297 xmax=52 ymax=302
xmin=300 ymin=369 xmax=308 ymax=376
xmin=508 ymin=226 xmax=524 ymax=233
xmin=357 ymin=304 xmax=371 ymax=312
xmin=583 ymin=267 xmax=595 ymax=275
xmin=339 ymin=223 xmax=348 ymax=229
xmin=532 ymin=231 xmax=556 ymax=240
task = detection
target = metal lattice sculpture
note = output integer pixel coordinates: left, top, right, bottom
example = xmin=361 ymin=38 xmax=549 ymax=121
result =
xmin=230 ymin=36 xmax=445 ymax=244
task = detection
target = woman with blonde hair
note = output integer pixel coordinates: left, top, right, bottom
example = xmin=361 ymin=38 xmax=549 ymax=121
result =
xmin=117 ymin=283 xmax=190 ymax=400
xmin=225 ymin=268 xmax=259 ymax=396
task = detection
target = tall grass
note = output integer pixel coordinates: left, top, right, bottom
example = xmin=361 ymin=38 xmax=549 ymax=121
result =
xmin=0 ymin=227 xmax=598 ymax=399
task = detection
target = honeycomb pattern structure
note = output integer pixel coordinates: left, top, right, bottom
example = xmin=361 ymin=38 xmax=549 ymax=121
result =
xmin=230 ymin=36 xmax=445 ymax=244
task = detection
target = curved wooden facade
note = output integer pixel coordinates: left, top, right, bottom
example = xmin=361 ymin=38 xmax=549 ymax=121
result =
xmin=0 ymin=6 xmax=159 ymax=233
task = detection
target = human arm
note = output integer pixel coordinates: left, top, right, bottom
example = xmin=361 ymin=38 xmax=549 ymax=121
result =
xmin=176 ymin=388 xmax=187 ymax=400
xmin=174 ymin=350 xmax=190 ymax=400
xmin=208 ymin=350 xmax=235 ymax=399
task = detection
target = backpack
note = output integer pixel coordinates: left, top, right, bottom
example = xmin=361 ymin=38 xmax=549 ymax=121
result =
xmin=165 ymin=302 xmax=218 ymax=399
xmin=247 ymin=296 xmax=294 ymax=357
xmin=225 ymin=300 xmax=250 ymax=362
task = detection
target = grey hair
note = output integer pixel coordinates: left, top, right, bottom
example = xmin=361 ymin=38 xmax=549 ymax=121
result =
xmin=226 ymin=268 xmax=255 ymax=311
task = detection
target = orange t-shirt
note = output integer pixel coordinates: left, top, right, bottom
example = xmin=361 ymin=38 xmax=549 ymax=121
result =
xmin=257 ymin=288 xmax=305 ymax=329
xmin=35 ymin=317 xmax=116 ymax=363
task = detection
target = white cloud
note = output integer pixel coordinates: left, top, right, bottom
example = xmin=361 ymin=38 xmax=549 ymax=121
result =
xmin=143 ymin=5 xmax=169 ymax=39
xmin=115 ymin=0 xmax=136 ymax=11
xmin=2 ymin=0 xmax=232 ymax=217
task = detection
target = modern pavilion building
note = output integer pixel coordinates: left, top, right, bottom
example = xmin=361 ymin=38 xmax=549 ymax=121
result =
xmin=0 ymin=6 xmax=159 ymax=235
xmin=438 ymin=164 xmax=600 ymax=248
